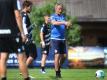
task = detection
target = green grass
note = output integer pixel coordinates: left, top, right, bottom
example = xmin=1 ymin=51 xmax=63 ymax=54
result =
xmin=7 ymin=68 xmax=107 ymax=80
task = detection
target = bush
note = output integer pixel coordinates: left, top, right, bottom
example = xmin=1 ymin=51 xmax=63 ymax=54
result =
xmin=66 ymin=16 xmax=82 ymax=46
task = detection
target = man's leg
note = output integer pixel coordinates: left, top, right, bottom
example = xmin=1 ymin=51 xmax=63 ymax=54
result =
xmin=59 ymin=54 xmax=66 ymax=68
xmin=25 ymin=43 xmax=37 ymax=67
xmin=19 ymin=53 xmax=35 ymax=79
xmin=24 ymin=48 xmax=34 ymax=67
xmin=40 ymin=45 xmax=49 ymax=73
xmin=0 ymin=52 xmax=8 ymax=80
xmin=51 ymin=40 xmax=61 ymax=78
xmin=41 ymin=53 xmax=47 ymax=73
xmin=54 ymin=53 xmax=61 ymax=78
xmin=17 ymin=53 xmax=30 ymax=80
xmin=26 ymin=56 xmax=34 ymax=66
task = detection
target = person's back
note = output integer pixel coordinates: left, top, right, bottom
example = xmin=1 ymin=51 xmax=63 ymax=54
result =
xmin=0 ymin=0 xmax=19 ymax=37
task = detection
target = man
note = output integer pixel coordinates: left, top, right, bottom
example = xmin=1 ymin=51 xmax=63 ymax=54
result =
xmin=0 ymin=0 xmax=30 ymax=80
xmin=21 ymin=0 xmax=37 ymax=67
xmin=40 ymin=15 xmax=51 ymax=74
xmin=50 ymin=3 xmax=71 ymax=78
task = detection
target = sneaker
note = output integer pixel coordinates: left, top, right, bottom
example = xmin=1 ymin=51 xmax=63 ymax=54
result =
xmin=29 ymin=76 xmax=35 ymax=80
xmin=40 ymin=69 xmax=46 ymax=74
xmin=56 ymin=75 xmax=62 ymax=78
xmin=56 ymin=73 xmax=62 ymax=78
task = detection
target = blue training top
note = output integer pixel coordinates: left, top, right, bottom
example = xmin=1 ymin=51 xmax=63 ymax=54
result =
xmin=50 ymin=13 xmax=66 ymax=40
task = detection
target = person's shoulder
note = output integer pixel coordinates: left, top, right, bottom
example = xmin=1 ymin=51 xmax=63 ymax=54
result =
xmin=21 ymin=12 xmax=27 ymax=17
xmin=40 ymin=24 xmax=46 ymax=32
xmin=42 ymin=23 xmax=46 ymax=27
xmin=41 ymin=23 xmax=45 ymax=29
xmin=50 ymin=13 xmax=56 ymax=17
xmin=61 ymin=14 xmax=65 ymax=17
xmin=50 ymin=13 xmax=56 ymax=20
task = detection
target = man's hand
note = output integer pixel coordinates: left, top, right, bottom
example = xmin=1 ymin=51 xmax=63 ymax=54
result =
xmin=64 ymin=21 xmax=72 ymax=28
xmin=41 ymin=41 xmax=45 ymax=48
xmin=21 ymin=32 xmax=27 ymax=42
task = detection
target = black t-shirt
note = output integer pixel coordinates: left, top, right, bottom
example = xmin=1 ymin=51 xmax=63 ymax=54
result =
xmin=21 ymin=11 xmax=32 ymax=41
xmin=21 ymin=12 xmax=31 ymax=28
xmin=0 ymin=0 xmax=20 ymax=37
xmin=40 ymin=23 xmax=50 ymax=46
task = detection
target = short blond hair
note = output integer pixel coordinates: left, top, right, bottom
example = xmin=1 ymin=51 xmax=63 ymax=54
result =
xmin=55 ymin=3 xmax=63 ymax=9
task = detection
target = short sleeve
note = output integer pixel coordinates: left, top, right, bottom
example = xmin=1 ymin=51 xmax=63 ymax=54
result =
xmin=40 ymin=24 xmax=45 ymax=33
xmin=23 ymin=16 xmax=27 ymax=24
xmin=61 ymin=15 xmax=66 ymax=21
xmin=17 ymin=0 xmax=22 ymax=10
xmin=50 ymin=14 xmax=56 ymax=21
xmin=40 ymin=27 xmax=43 ymax=33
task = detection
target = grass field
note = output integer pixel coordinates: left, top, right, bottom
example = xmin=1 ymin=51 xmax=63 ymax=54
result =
xmin=7 ymin=68 xmax=107 ymax=80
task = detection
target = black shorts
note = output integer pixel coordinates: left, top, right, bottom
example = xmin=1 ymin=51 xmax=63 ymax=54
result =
xmin=51 ymin=39 xmax=66 ymax=54
xmin=0 ymin=36 xmax=24 ymax=53
xmin=41 ymin=45 xmax=50 ymax=55
xmin=25 ymin=42 xmax=37 ymax=59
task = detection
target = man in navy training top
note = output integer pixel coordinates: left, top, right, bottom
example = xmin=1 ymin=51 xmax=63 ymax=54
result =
xmin=21 ymin=0 xmax=37 ymax=67
xmin=40 ymin=15 xmax=51 ymax=74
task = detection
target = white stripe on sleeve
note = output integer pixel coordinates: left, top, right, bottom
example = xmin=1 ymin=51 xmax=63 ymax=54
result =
xmin=40 ymin=27 xmax=44 ymax=33
xmin=23 ymin=17 xmax=28 ymax=35
xmin=17 ymin=0 xmax=22 ymax=10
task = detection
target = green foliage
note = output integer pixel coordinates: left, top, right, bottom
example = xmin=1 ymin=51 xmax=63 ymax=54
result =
xmin=66 ymin=16 xmax=82 ymax=46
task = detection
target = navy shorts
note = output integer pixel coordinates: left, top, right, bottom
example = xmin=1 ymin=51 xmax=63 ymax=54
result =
xmin=51 ymin=39 xmax=66 ymax=54
xmin=25 ymin=42 xmax=37 ymax=59
xmin=0 ymin=36 xmax=25 ymax=53
xmin=41 ymin=45 xmax=50 ymax=55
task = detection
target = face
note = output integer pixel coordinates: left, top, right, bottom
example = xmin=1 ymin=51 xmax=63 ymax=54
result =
xmin=44 ymin=16 xmax=50 ymax=23
xmin=26 ymin=5 xmax=32 ymax=13
xmin=55 ymin=5 xmax=63 ymax=14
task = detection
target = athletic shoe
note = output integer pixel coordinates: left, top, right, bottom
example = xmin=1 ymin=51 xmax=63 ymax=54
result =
xmin=56 ymin=75 xmax=62 ymax=78
xmin=40 ymin=69 xmax=46 ymax=74
xmin=56 ymin=72 xmax=62 ymax=78
xmin=29 ymin=75 xmax=35 ymax=80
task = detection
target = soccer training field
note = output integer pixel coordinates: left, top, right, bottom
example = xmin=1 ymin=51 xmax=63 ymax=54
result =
xmin=7 ymin=68 xmax=107 ymax=80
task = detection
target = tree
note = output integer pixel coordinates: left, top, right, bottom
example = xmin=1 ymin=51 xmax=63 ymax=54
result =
xmin=66 ymin=16 xmax=82 ymax=46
